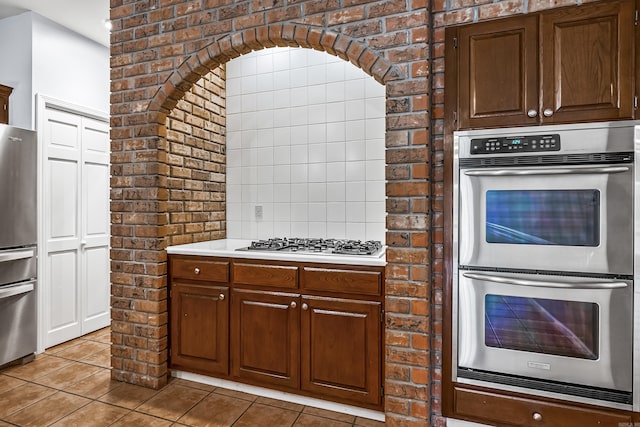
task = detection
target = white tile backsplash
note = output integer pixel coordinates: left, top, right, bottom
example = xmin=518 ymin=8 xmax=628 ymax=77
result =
xmin=226 ymin=47 xmax=386 ymax=242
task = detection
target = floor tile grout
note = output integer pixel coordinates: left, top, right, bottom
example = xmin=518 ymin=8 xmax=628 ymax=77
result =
xmin=0 ymin=327 xmax=383 ymax=427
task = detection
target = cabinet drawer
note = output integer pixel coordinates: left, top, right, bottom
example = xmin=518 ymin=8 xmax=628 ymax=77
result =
xmin=302 ymin=267 xmax=382 ymax=296
xmin=233 ymin=263 xmax=298 ymax=289
xmin=454 ymin=387 xmax=632 ymax=427
xmin=171 ymin=257 xmax=229 ymax=283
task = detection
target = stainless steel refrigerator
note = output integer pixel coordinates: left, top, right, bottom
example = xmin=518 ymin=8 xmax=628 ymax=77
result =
xmin=0 ymin=124 xmax=37 ymax=367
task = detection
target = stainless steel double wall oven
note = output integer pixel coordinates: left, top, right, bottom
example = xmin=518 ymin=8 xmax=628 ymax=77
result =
xmin=452 ymin=121 xmax=640 ymax=410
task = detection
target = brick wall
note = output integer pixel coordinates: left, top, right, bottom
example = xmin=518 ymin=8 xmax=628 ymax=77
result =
xmin=109 ymin=0 xmax=593 ymax=425
xmin=166 ymin=69 xmax=227 ymax=246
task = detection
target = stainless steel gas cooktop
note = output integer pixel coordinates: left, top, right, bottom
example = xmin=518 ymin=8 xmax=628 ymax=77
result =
xmin=237 ymin=238 xmax=383 ymax=256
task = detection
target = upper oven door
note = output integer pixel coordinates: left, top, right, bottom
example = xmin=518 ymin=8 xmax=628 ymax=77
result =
xmin=458 ymin=163 xmax=633 ymax=275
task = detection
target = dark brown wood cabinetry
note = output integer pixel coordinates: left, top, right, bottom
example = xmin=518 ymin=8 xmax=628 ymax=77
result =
xmin=301 ymin=296 xmax=381 ymax=406
xmin=168 ymin=254 xmax=385 ymax=410
xmin=454 ymin=385 xmax=633 ymax=427
xmin=169 ymin=256 xmax=230 ymax=376
xmin=447 ymin=0 xmax=637 ymax=130
xmin=0 ymin=84 xmax=12 ymax=125
xmin=231 ymin=288 xmax=300 ymax=389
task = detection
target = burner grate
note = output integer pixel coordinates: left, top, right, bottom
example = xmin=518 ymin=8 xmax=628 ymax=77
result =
xmin=244 ymin=238 xmax=382 ymax=256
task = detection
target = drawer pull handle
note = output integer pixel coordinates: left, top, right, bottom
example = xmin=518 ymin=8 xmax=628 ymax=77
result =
xmin=532 ymin=412 xmax=542 ymax=421
xmin=302 ymin=303 xmax=309 ymax=310
xmin=218 ymin=293 xmax=225 ymax=301
xmin=194 ymin=267 xmax=200 ymax=275
xmin=290 ymin=301 xmax=297 ymax=309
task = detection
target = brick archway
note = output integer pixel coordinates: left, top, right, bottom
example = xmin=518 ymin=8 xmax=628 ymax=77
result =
xmin=110 ymin=11 xmax=429 ymax=426
xmin=149 ymin=24 xmax=404 ymax=116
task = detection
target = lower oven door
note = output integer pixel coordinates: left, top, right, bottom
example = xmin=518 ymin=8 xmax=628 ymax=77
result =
xmin=457 ymin=270 xmax=632 ymax=396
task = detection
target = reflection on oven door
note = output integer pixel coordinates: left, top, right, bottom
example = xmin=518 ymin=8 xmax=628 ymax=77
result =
xmin=458 ymin=270 xmax=632 ymax=393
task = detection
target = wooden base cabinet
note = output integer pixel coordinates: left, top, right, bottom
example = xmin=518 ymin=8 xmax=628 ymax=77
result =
xmin=231 ymin=289 xmax=300 ymax=389
xmin=453 ymin=385 xmax=633 ymax=427
xmin=169 ymin=255 xmax=385 ymax=410
xmin=301 ymin=296 xmax=381 ymax=406
xmin=170 ymin=283 xmax=229 ymax=376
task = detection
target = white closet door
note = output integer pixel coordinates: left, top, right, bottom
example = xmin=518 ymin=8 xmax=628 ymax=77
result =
xmin=43 ymin=108 xmax=83 ymax=347
xmin=41 ymin=102 xmax=110 ymax=349
xmin=80 ymin=117 xmax=110 ymax=332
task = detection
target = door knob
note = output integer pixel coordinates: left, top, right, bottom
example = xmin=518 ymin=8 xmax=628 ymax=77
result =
xmin=290 ymin=301 xmax=297 ymax=308
xmin=194 ymin=267 xmax=200 ymax=275
xmin=302 ymin=303 xmax=309 ymax=310
xmin=532 ymin=412 xmax=542 ymax=421
xmin=218 ymin=293 xmax=225 ymax=301
xmin=543 ymin=108 xmax=553 ymax=117
xmin=527 ymin=109 xmax=537 ymax=118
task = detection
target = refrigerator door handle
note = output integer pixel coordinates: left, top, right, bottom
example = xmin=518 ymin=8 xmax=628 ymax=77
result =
xmin=0 ymin=249 xmax=35 ymax=263
xmin=0 ymin=283 xmax=34 ymax=299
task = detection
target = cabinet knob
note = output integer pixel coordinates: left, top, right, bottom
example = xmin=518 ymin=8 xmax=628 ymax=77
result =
xmin=543 ymin=108 xmax=553 ymax=117
xmin=218 ymin=293 xmax=225 ymax=301
xmin=194 ymin=267 xmax=200 ymax=275
xmin=290 ymin=301 xmax=297 ymax=308
xmin=302 ymin=303 xmax=309 ymax=310
xmin=532 ymin=412 xmax=542 ymax=421
xmin=527 ymin=109 xmax=537 ymax=118
xmin=184 ymin=313 xmax=188 ymax=317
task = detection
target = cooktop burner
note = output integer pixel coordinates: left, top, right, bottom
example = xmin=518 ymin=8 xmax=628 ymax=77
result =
xmin=238 ymin=238 xmax=383 ymax=256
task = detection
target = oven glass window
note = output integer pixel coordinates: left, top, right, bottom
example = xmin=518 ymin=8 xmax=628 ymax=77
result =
xmin=485 ymin=294 xmax=598 ymax=360
xmin=486 ymin=190 xmax=600 ymax=246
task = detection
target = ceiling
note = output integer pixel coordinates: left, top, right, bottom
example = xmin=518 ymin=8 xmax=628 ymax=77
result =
xmin=0 ymin=0 xmax=109 ymax=47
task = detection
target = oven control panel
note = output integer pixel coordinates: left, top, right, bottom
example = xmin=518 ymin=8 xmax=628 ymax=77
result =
xmin=470 ymin=134 xmax=560 ymax=155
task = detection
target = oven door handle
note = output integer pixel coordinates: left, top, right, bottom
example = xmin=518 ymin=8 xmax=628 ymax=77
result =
xmin=463 ymin=166 xmax=630 ymax=176
xmin=462 ymin=272 xmax=628 ymax=289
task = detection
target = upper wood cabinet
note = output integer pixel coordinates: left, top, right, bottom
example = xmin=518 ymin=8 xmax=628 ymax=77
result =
xmin=448 ymin=0 xmax=637 ymax=129
xmin=0 ymin=84 xmax=12 ymax=125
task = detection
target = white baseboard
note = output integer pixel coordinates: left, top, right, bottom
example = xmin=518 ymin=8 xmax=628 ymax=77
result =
xmin=171 ymin=370 xmax=385 ymax=422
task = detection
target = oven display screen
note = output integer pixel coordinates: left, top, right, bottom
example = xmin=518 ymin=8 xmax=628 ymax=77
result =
xmin=485 ymin=294 xmax=598 ymax=360
xmin=486 ymin=190 xmax=600 ymax=246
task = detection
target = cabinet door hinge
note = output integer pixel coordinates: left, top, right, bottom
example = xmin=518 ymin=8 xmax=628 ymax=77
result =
xmin=453 ymin=37 xmax=458 ymax=48
xmin=635 ymin=95 xmax=638 ymax=110
xmin=453 ymin=111 xmax=458 ymax=123
xmin=169 ymin=349 xmax=171 ymax=358
xmin=380 ymin=309 xmax=385 ymax=322
xmin=169 ymin=290 xmax=172 ymax=298
xmin=380 ymin=386 xmax=384 ymax=397
xmin=635 ymin=9 xmax=639 ymax=25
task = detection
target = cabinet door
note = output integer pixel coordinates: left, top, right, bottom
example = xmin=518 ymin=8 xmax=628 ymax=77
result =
xmin=301 ymin=296 xmax=382 ymax=406
xmin=540 ymin=0 xmax=635 ymax=123
xmin=0 ymin=93 xmax=8 ymax=124
xmin=170 ymin=283 xmax=229 ymax=376
xmin=231 ymin=289 xmax=300 ymax=390
xmin=457 ymin=15 xmax=539 ymax=129
xmin=0 ymin=84 xmax=11 ymax=125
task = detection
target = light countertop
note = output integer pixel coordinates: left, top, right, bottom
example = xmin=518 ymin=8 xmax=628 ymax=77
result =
xmin=166 ymin=239 xmax=387 ymax=267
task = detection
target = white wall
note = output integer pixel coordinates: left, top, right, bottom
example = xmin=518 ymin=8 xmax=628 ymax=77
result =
xmin=0 ymin=13 xmax=33 ymax=129
xmin=226 ymin=47 xmax=386 ymax=243
xmin=0 ymin=12 xmax=109 ymax=130
xmin=32 ymin=13 xmax=109 ymax=123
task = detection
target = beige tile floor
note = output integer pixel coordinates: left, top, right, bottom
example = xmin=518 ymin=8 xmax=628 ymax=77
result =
xmin=0 ymin=328 xmax=385 ymax=426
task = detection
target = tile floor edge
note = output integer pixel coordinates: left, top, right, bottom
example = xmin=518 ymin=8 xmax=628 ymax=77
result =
xmin=171 ymin=370 xmax=386 ymax=422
